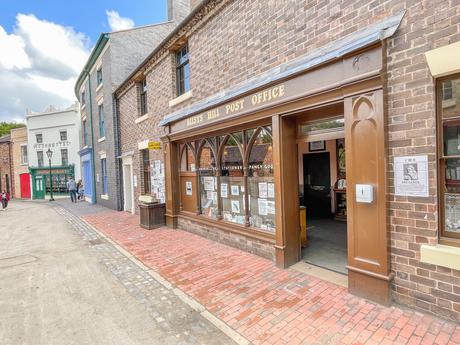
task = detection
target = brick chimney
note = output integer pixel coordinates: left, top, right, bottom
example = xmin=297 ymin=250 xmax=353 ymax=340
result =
xmin=167 ymin=0 xmax=191 ymax=22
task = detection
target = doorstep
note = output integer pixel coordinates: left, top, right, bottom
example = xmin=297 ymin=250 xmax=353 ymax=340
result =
xmin=81 ymin=210 xmax=460 ymax=345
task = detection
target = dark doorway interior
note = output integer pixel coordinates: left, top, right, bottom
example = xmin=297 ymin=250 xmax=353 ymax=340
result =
xmin=303 ymin=152 xmax=331 ymax=218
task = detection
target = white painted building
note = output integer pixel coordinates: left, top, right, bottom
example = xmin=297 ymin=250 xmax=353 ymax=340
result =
xmin=26 ymin=104 xmax=81 ymax=199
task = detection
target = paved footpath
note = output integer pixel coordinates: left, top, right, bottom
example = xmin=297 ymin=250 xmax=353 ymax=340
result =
xmin=58 ymin=200 xmax=460 ymax=345
xmin=0 ymin=200 xmax=235 ymax=345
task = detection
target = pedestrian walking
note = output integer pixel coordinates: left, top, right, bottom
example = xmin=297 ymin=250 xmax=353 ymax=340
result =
xmin=77 ymin=180 xmax=84 ymax=201
xmin=67 ymin=178 xmax=77 ymax=203
xmin=1 ymin=190 xmax=9 ymax=210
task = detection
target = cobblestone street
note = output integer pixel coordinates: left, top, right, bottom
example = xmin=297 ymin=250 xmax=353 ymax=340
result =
xmin=0 ymin=200 xmax=236 ymax=345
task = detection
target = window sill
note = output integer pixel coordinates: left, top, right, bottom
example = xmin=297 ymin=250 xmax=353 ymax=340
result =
xmin=101 ymin=194 xmax=109 ymax=200
xmin=98 ymin=137 xmax=106 ymax=143
xmin=420 ymin=244 xmax=460 ymax=270
xmin=135 ymin=113 xmax=150 ymax=124
xmin=169 ymin=90 xmax=192 ymax=108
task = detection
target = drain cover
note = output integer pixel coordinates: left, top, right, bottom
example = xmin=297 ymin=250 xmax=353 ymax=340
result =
xmin=0 ymin=255 xmax=39 ymax=269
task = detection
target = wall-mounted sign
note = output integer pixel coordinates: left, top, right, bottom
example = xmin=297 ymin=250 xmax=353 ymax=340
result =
xmin=185 ymin=181 xmax=193 ymax=196
xmin=148 ymin=141 xmax=162 ymax=150
xmin=394 ymin=155 xmax=429 ymax=197
xmin=308 ymin=140 xmax=326 ymax=152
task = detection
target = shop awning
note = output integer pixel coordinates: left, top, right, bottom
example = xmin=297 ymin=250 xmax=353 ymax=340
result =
xmin=160 ymin=11 xmax=405 ymax=127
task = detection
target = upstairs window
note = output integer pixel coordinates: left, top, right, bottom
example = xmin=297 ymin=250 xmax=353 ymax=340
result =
xmin=96 ymin=67 xmax=103 ymax=86
xmin=175 ymin=43 xmax=190 ymax=96
xmin=61 ymin=149 xmax=68 ymax=166
xmin=60 ymin=130 xmax=67 ymax=141
xmin=139 ymin=78 xmax=148 ymax=116
xmin=101 ymin=158 xmax=108 ymax=195
xmin=82 ymin=119 xmax=88 ymax=146
xmin=81 ymin=90 xmax=86 ymax=106
xmin=98 ymin=104 xmax=105 ymax=138
xmin=438 ymin=75 xmax=460 ymax=240
xmin=36 ymin=133 xmax=43 ymax=143
xmin=37 ymin=150 xmax=44 ymax=167
xmin=21 ymin=145 xmax=28 ymax=164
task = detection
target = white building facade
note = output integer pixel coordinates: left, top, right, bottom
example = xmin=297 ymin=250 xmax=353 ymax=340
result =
xmin=26 ymin=104 xmax=81 ymax=199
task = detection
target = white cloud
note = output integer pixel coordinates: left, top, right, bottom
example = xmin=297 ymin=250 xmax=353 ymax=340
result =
xmin=0 ymin=14 xmax=90 ymax=121
xmin=106 ymin=10 xmax=135 ymax=31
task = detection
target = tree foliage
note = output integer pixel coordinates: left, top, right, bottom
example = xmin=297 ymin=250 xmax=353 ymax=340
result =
xmin=0 ymin=122 xmax=25 ymax=137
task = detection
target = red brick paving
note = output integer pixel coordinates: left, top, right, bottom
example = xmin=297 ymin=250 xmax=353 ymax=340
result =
xmin=83 ymin=211 xmax=460 ymax=345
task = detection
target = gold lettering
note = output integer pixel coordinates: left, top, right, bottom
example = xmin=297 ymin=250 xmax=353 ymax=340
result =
xmin=250 ymin=84 xmax=286 ymax=106
xmin=225 ymin=99 xmax=245 ymax=114
xmin=186 ymin=114 xmax=204 ymax=127
xmin=207 ymin=108 xmax=220 ymax=120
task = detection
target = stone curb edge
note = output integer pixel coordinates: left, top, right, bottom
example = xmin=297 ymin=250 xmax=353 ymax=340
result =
xmin=73 ymin=212 xmax=250 ymax=345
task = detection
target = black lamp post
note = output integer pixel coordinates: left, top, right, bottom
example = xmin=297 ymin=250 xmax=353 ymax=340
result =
xmin=46 ymin=148 xmax=54 ymax=201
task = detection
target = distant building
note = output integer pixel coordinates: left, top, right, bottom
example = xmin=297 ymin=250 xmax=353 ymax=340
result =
xmin=0 ymin=134 xmax=12 ymax=196
xmin=74 ymin=0 xmax=191 ymax=209
xmin=10 ymin=127 xmax=30 ymax=199
xmin=26 ymin=104 xmax=81 ymax=200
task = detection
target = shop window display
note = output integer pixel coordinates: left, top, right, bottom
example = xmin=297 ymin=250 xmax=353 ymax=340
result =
xmin=180 ymin=144 xmax=196 ymax=172
xmin=198 ymin=140 xmax=218 ymax=219
xmin=248 ymin=127 xmax=275 ymax=231
xmin=220 ymin=133 xmax=245 ymax=225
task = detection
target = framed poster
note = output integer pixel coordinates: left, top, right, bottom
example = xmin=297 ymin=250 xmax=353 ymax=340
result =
xmin=231 ymin=185 xmax=239 ymax=196
xmin=309 ymin=140 xmax=325 ymax=152
xmin=394 ymin=155 xmax=429 ymax=197
xmin=203 ymin=176 xmax=214 ymax=191
xmin=221 ymin=183 xmax=228 ymax=198
xmin=231 ymin=200 xmax=241 ymax=213
xmin=258 ymin=182 xmax=268 ymax=198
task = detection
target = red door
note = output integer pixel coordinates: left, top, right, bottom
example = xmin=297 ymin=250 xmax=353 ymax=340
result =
xmin=20 ymin=173 xmax=31 ymax=199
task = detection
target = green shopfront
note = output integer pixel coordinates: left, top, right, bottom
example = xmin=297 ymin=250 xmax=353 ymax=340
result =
xmin=30 ymin=165 xmax=75 ymax=199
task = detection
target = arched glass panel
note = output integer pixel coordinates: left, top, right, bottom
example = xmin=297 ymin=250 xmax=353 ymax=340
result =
xmin=220 ymin=133 xmax=244 ymax=224
xmin=248 ymin=126 xmax=275 ymax=231
xmin=199 ymin=140 xmax=217 ymax=218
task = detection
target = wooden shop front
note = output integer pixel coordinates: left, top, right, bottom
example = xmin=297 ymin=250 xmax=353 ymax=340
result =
xmin=160 ymin=15 xmax=404 ymax=304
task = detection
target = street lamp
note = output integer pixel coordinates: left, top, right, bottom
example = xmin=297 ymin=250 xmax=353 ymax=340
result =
xmin=46 ymin=148 xmax=54 ymax=201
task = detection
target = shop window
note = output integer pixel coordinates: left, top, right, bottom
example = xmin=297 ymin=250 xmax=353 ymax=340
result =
xmin=101 ymin=158 xmax=108 ymax=195
xmin=61 ymin=149 xmax=68 ymax=166
xmin=180 ymin=144 xmax=196 ymax=171
xmin=198 ymin=139 xmax=217 ymax=218
xmin=248 ymin=127 xmax=275 ymax=231
xmin=439 ymin=75 xmax=460 ymax=239
xmin=98 ymin=104 xmax=105 ymax=138
xmin=139 ymin=78 xmax=148 ymax=116
xmin=37 ymin=150 xmax=44 ymax=167
xmin=175 ymin=43 xmax=190 ymax=96
xmin=220 ymin=133 xmax=245 ymax=225
xmin=142 ymin=149 xmax=151 ymax=194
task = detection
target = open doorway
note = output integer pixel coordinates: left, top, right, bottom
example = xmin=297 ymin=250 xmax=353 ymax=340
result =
xmin=298 ymin=115 xmax=348 ymax=275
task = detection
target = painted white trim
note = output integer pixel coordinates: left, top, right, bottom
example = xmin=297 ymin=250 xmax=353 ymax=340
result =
xmin=97 ymin=94 xmax=104 ymax=104
xmin=122 ymin=155 xmax=135 ymax=214
xmin=421 ymin=244 xmax=460 ymax=271
xmin=101 ymin=194 xmax=109 ymax=200
xmin=135 ymin=113 xmax=150 ymax=124
xmin=169 ymin=90 xmax=193 ymax=108
xmin=100 ymin=152 xmax=107 ymax=159
xmin=96 ymin=82 xmax=104 ymax=93
xmin=138 ymin=139 xmax=149 ymax=150
xmin=98 ymin=136 xmax=106 ymax=143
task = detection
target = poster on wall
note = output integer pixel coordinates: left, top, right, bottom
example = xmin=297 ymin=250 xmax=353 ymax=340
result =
xmin=258 ymin=198 xmax=268 ymax=216
xmin=267 ymin=183 xmax=275 ymax=198
xmin=231 ymin=185 xmax=239 ymax=196
xmin=394 ymin=155 xmax=429 ymax=197
xmin=221 ymin=183 xmax=228 ymax=198
xmin=186 ymin=181 xmax=193 ymax=196
xmin=203 ymin=177 xmax=214 ymax=191
xmin=258 ymin=182 xmax=268 ymax=198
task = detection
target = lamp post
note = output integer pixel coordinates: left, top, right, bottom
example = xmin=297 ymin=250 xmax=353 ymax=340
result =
xmin=46 ymin=148 xmax=54 ymax=201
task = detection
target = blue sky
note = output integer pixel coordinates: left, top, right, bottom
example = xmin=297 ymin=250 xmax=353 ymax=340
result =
xmin=0 ymin=0 xmax=170 ymax=122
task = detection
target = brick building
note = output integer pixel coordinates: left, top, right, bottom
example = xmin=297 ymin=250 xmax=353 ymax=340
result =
xmin=74 ymin=0 xmax=190 ymax=209
xmin=0 ymin=134 xmax=13 ymax=197
xmin=10 ymin=127 xmax=30 ymax=199
xmin=114 ymin=0 xmax=460 ymax=321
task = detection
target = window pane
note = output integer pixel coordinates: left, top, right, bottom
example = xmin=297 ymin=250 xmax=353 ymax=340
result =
xmin=300 ymin=117 xmax=344 ymax=136
xmin=199 ymin=141 xmax=217 ymax=219
xmin=220 ymin=134 xmax=245 ymax=225
xmin=443 ymin=120 xmax=460 ymax=156
xmin=248 ymin=127 xmax=275 ymax=231
xmin=441 ymin=77 xmax=460 ymax=119
xmin=444 ymin=158 xmax=460 ymax=233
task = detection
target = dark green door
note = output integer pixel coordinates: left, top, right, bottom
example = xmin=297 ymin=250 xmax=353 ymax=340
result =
xmin=34 ymin=176 xmax=45 ymax=199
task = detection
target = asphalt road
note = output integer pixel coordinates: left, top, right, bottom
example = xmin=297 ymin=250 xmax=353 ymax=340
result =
xmin=0 ymin=201 xmax=235 ymax=345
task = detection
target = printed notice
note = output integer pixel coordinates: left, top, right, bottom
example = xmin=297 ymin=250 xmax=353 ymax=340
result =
xmin=221 ymin=183 xmax=228 ymax=198
xmin=258 ymin=182 xmax=268 ymax=198
xmin=186 ymin=181 xmax=192 ymax=196
xmin=231 ymin=185 xmax=239 ymax=196
xmin=394 ymin=155 xmax=429 ymax=197
xmin=203 ymin=177 xmax=214 ymax=191
xmin=231 ymin=200 xmax=241 ymax=213
xmin=258 ymin=198 xmax=268 ymax=216
xmin=267 ymin=183 xmax=275 ymax=198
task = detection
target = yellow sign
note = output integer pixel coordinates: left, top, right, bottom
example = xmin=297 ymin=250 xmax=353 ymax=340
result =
xmin=148 ymin=141 xmax=161 ymax=150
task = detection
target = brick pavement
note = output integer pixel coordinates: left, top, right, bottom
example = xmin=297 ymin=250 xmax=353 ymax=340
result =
xmin=81 ymin=210 xmax=460 ymax=345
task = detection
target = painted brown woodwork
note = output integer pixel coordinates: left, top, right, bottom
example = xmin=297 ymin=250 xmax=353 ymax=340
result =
xmin=344 ymin=90 xmax=391 ymax=304
xmin=180 ymin=172 xmax=197 ymax=213
xmin=163 ymin=139 xmax=180 ymax=228
xmin=272 ymin=115 xmax=300 ymax=268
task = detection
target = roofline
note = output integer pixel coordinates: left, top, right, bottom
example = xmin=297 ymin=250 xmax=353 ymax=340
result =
xmin=109 ymin=19 xmax=174 ymax=35
xmin=26 ymin=106 xmax=79 ymax=119
xmin=114 ymin=0 xmax=211 ymax=96
xmin=74 ymin=33 xmax=110 ymax=98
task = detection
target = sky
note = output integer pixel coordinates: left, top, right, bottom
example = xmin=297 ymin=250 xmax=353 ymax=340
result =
xmin=0 ymin=0 xmax=169 ymax=123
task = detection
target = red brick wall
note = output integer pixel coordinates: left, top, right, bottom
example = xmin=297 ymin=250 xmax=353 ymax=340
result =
xmin=117 ymin=0 xmax=460 ymax=320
